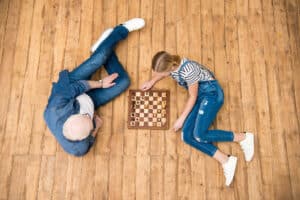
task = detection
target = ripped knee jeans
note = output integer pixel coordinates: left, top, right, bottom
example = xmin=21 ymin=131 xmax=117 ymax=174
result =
xmin=181 ymin=80 xmax=234 ymax=157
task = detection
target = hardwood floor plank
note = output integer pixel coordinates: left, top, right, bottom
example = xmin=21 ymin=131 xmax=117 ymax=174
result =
xmin=150 ymin=156 xmax=164 ymax=200
xmin=8 ymin=155 xmax=28 ymax=199
xmin=108 ymin=155 xmax=123 ymax=200
xmin=35 ymin=0 xmax=60 ymax=155
xmin=122 ymin=155 xmax=136 ymax=200
xmin=136 ymin=155 xmax=150 ymax=200
xmin=94 ymin=155 xmax=109 ymax=200
xmin=273 ymin=0 xmax=300 ymax=198
xmin=12 ymin=0 xmax=37 ymax=154
xmin=0 ymin=0 xmax=10 ymax=66
xmin=0 ymin=154 xmax=13 ymax=199
xmin=52 ymin=152 xmax=69 ymax=200
xmin=25 ymin=155 xmax=42 ymax=200
xmin=37 ymin=155 xmax=56 ymax=200
xmin=0 ymin=0 xmax=22 ymax=154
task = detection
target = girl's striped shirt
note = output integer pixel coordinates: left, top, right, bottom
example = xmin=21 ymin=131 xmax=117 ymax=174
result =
xmin=170 ymin=58 xmax=215 ymax=86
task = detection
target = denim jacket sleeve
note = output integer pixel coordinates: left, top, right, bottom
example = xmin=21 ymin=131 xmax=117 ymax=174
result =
xmin=54 ymin=70 xmax=91 ymax=99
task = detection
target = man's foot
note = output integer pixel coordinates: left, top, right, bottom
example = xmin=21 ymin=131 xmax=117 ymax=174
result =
xmin=122 ymin=18 xmax=145 ymax=32
xmin=90 ymin=28 xmax=113 ymax=53
xmin=222 ymin=156 xmax=237 ymax=186
xmin=239 ymin=132 xmax=254 ymax=162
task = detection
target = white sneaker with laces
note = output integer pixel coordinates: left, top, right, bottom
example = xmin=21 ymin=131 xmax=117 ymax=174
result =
xmin=222 ymin=156 xmax=237 ymax=186
xmin=90 ymin=28 xmax=113 ymax=53
xmin=122 ymin=18 xmax=145 ymax=32
xmin=239 ymin=132 xmax=254 ymax=162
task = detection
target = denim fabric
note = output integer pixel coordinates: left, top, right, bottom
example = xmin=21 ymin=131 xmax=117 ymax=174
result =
xmin=181 ymin=80 xmax=234 ymax=157
xmin=44 ymin=25 xmax=129 ymax=156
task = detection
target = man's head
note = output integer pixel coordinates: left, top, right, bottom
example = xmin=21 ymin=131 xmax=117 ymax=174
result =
xmin=62 ymin=114 xmax=93 ymax=141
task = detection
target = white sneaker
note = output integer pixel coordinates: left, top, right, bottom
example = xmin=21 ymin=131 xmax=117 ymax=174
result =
xmin=222 ymin=156 xmax=237 ymax=186
xmin=239 ymin=132 xmax=254 ymax=162
xmin=122 ymin=18 xmax=145 ymax=32
xmin=90 ymin=28 xmax=113 ymax=53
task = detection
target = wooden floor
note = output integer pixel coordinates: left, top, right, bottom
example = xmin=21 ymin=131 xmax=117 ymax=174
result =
xmin=0 ymin=0 xmax=299 ymax=199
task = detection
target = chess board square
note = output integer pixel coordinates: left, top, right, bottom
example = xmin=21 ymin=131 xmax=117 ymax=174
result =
xmin=139 ymin=122 xmax=144 ymax=126
xmin=128 ymin=90 xmax=170 ymax=130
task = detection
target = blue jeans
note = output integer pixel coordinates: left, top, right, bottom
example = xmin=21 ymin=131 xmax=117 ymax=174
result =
xmin=182 ymin=80 xmax=234 ymax=157
xmin=68 ymin=25 xmax=130 ymax=108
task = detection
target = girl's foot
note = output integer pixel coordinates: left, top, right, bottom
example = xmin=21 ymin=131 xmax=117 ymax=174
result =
xmin=222 ymin=156 xmax=238 ymax=186
xmin=90 ymin=28 xmax=113 ymax=52
xmin=239 ymin=132 xmax=254 ymax=161
xmin=122 ymin=18 xmax=145 ymax=32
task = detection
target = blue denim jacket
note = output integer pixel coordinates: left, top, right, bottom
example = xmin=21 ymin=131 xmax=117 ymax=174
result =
xmin=44 ymin=70 xmax=95 ymax=156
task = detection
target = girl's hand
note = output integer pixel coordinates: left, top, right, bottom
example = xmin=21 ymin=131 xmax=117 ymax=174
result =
xmin=173 ymin=117 xmax=185 ymax=132
xmin=140 ymin=80 xmax=155 ymax=91
xmin=102 ymin=73 xmax=119 ymax=88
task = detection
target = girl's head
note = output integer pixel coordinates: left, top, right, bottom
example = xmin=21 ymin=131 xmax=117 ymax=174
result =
xmin=151 ymin=51 xmax=181 ymax=73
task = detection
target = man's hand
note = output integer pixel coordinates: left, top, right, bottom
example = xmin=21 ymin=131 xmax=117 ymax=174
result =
xmin=102 ymin=73 xmax=119 ymax=88
xmin=91 ymin=114 xmax=103 ymax=137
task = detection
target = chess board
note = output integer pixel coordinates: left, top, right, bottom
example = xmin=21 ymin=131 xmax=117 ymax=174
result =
xmin=128 ymin=90 xmax=170 ymax=130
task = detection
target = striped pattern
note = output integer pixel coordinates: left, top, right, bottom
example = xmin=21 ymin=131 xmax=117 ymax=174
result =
xmin=171 ymin=58 xmax=215 ymax=86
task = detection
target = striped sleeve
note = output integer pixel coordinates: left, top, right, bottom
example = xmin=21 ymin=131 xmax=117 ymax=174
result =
xmin=181 ymin=62 xmax=201 ymax=86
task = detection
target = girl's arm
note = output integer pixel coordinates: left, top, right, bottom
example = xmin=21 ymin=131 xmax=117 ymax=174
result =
xmin=140 ymin=71 xmax=169 ymax=91
xmin=173 ymin=83 xmax=199 ymax=131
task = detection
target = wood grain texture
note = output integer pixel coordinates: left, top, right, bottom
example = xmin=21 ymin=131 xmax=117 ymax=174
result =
xmin=0 ymin=0 xmax=299 ymax=199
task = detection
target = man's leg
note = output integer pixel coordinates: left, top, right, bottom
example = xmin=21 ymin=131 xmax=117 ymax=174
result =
xmin=68 ymin=26 xmax=129 ymax=81
xmin=87 ymin=51 xmax=130 ymax=108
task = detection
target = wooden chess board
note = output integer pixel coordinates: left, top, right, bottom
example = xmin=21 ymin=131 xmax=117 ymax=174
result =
xmin=128 ymin=90 xmax=170 ymax=130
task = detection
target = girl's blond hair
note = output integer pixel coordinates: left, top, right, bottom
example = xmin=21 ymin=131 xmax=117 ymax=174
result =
xmin=151 ymin=51 xmax=181 ymax=72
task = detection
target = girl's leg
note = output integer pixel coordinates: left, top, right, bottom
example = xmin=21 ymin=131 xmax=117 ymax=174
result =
xmin=68 ymin=26 xmax=129 ymax=81
xmin=193 ymin=84 xmax=235 ymax=142
xmin=181 ymin=100 xmax=220 ymax=158
xmin=87 ymin=51 xmax=130 ymax=108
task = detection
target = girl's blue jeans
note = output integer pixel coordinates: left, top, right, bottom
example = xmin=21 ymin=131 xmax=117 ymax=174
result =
xmin=181 ymin=80 xmax=234 ymax=157
xmin=69 ymin=25 xmax=130 ymax=108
